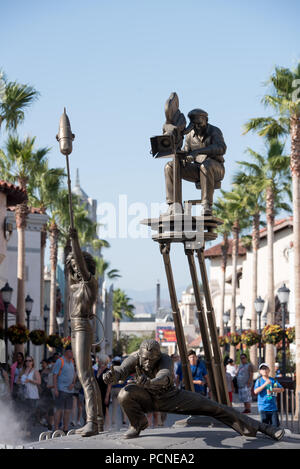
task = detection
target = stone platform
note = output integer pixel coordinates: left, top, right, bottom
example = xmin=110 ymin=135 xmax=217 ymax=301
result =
xmin=3 ymin=404 xmax=300 ymax=450
xmin=140 ymin=214 xmax=223 ymax=245
xmin=17 ymin=422 xmax=300 ymax=450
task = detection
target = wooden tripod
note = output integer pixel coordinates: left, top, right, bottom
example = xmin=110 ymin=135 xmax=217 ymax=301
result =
xmin=141 ymin=152 xmax=229 ymax=406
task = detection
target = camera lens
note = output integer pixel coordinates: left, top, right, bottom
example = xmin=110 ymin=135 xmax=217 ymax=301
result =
xmin=161 ymin=137 xmax=170 ymax=148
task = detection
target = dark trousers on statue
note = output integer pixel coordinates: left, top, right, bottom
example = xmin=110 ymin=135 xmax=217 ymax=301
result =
xmin=71 ymin=318 xmax=103 ymax=425
xmin=118 ymin=384 xmax=260 ymax=437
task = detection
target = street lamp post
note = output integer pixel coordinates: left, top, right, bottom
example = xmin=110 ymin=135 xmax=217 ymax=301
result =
xmin=56 ymin=316 xmax=64 ymax=337
xmin=223 ymin=310 xmax=230 ymax=334
xmin=223 ymin=310 xmax=230 ymax=353
xmin=1 ymin=282 xmax=13 ymax=365
xmin=277 ymin=284 xmax=290 ymax=378
xmin=43 ymin=304 xmax=50 ymax=358
xmin=254 ymin=296 xmax=265 ymax=366
xmin=25 ymin=294 xmax=34 ymax=356
xmin=237 ymin=303 xmax=245 ymax=353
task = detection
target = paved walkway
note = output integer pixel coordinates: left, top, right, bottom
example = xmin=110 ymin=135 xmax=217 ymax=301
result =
xmin=2 ymin=395 xmax=300 ymax=450
xmin=12 ymin=399 xmax=300 ymax=450
xmin=18 ymin=422 xmax=300 ymax=450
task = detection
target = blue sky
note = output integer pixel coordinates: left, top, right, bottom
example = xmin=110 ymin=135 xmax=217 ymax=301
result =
xmin=1 ymin=0 xmax=299 ymax=297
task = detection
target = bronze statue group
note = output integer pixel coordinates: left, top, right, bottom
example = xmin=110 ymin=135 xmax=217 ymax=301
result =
xmin=67 ymin=225 xmax=284 ymax=441
xmin=65 ymin=99 xmax=285 ymax=442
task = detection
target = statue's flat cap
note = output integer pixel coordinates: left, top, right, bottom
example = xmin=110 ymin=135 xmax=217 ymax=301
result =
xmin=188 ymin=109 xmax=208 ymax=121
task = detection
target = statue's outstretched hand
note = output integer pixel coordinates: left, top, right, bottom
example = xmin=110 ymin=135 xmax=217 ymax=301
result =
xmin=136 ymin=374 xmax=151 ymax=387
xmin=103 ymin=368 xmax=119 ymax=385
xmin=135 ymin=366 xmax=151 ymax=388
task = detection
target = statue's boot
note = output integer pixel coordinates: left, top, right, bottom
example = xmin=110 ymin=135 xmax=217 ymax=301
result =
xmin=259 ymin=423 xmax=285 ymax=441
xmin=75 ymin=421 xmax=98 ymax=437
xmin=123 ymin=416 xmax=148 ymax=439
xmin=161 ymin=203 xmax=183 ymax=217
xmin=98 ymin=418 xmax=104 ymax=433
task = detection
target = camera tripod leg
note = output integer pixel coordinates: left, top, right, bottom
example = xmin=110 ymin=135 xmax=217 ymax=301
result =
xmin=173 ymin=152 xmax=183 ymax=213
xmin=159 ymin=241 xmax=194 ymax=392
xmin=196 ymin=248 xmax=230 ymax=406
xmin=184 ymin=247 xmax=220 ymax=403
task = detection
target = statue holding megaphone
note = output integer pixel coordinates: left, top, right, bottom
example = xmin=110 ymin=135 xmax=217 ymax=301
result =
xmin=56 ymin=109 xmax=104 ymax=437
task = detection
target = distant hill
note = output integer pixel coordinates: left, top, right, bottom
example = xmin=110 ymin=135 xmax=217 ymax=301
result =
xmin=132 ymin=299 xmax=171 ymax=317
xmin=126 ymin=286 xmax=187 ymax=303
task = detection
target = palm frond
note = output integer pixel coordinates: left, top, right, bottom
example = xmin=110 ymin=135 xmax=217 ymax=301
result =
xmin=243 ymin=116 xmax=289 ymax=139
xmin=1 ymin=80 xmax=39 ymax=131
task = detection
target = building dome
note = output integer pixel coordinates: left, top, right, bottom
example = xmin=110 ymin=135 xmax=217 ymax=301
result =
xmin=183 ymin=283 xmax=203 ymax=295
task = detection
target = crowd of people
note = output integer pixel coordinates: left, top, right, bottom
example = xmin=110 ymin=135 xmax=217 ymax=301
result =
xmin=174 ymin=349 xmax=284 ymax=429
xmin=0 ymin=346 xmax=285 ymax=436
xmin=0 ymin=348 xmax=133 ymax=435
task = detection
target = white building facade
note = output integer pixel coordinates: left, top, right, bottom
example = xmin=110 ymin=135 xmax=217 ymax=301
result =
xmin=204 ymin=217 xmax=294 ymax=331
xmin=0 ymin=208 xmax=48 ymax=364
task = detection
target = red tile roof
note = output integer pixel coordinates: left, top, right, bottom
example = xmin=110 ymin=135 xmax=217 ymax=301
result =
xmin=204 ymin=239 xmax=247 ymax=258
xmin=8 ymin=206 xmax=45 ymax=215
xmin=259 ymin=217 xmax=293 ymax=238
xmin=204 ymin=217 xmax=293 ymax=258
xmin=188 ymin=335 xmax=202 ymax=348
xmin=0 ymin=180 xmax=27 ymax=206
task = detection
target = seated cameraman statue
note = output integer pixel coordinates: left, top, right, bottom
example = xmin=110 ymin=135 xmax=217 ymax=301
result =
xmin=164 ymin=108 xmax=226 ymax=216
xmin=103 ymin=339 xmax=284 ymax=441
xmin=67 ymin=227 xmax=104 ymax=437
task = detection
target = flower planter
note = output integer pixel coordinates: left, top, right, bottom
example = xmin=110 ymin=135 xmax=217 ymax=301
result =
xmin=7 ymin=324 xmax=29 ymax=345
xmin=29 ymin=329 xmax=47 ymax=346
xmin=46 ymin=334 xmax=62 ymax=349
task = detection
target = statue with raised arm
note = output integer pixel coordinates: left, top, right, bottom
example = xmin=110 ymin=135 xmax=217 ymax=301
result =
xmin=103 ymin=339 xmax=284 ymax=441
xmin=67 ymin=227 xmax=104 ymax=437
xmin=151 ymin=93 xmax=226 ymax=216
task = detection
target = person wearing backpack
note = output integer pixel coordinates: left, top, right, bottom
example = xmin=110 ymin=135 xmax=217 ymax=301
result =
xmin=189 ymin=351 xmax=208 ymax=396
xmin=254 ymin=362 xmax=284 ymax=427
xmin=176 ymin=350 xmax=208 ymax=396
xmin=53 ymin=346 xmax=76 ymax=433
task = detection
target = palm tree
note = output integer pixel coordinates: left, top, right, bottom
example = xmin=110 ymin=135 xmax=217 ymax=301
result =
xmin=245 ymin=64 xmax=300 ymax=405
xmin=94 ymin=256 xmax=121 ymax=322
xmin=47 ymin=189 xmax=100 ymax=336
xmin=95 ymin=256 xmax=121 ymax=307
xmin=113 ymin=288 xmax=135 ymax=342
xmin=213 ymin=197 xmax=233 ymax=338
xmin=48 ymin=218 xmax=60 ymax=336
xmin=95 ymin=257 xmax=121 ymax=282
xmin=232 ymin=170 xmax=266 ymax=367
xmin=243 ymin=116 xmax=289 ymax=141
xmin=237 ymin=139 xmax=291 ymax=374
xmin=28 ymin=163 xmax=66 ymax=317
xmin=0 ymin=135 xmax=50 ymax=335
xmin=222 ymin=187 xmax=251 ymax=359
xmin=0 ymin=71 xmax=39 ymax=133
